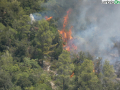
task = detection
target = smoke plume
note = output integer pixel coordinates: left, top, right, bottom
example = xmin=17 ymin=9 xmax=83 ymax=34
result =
xmin=36 ymin=0 xmax=120 ymax=65
xmin=71 ymin=0 xmax=120 ymax=64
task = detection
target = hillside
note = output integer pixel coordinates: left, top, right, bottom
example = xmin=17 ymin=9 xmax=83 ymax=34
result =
xmin=0 ymin=0 xmax=120 ymax=90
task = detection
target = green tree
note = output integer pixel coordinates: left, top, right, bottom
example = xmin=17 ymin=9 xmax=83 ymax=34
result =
xmin=0 ymin=70 xmax=13 ymax=90
xmin=55 ymin=50 xmax=75 ymax=90
xmin=13 ymin=39 xmax=28 ymax=62
xmin=72 ymin=51 xmax=93 ymax=65
xmin=12 ymin=15 xmax=30 ymax=40
xmin=31 ymin=20 xmax=55 ymax=67
xmin=103 ymin=60 xmax=116 ymax=79
xmin=74 ymin=59 xmax=99 ymax=90
xmin=0 ymin=23 xmax=17 ymax=52
xmin=51 ymin=32 xmax=63 ymax=60
xmin=34 ymin=83 xmax=52 ymax=90
xmin=0 ymin=51 xmax=20 ymax=77
xmin=18 ymin=0 xmax=44 ymax=14
xmin=102 ymin=60 xmax=117 ymax=90
xmin=0 ymin=0 xmax=25 ymax=26
xmin=16 ymin=76 xmax=32 ymax=89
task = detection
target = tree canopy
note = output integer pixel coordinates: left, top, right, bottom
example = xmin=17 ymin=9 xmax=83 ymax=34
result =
xmin=0 ymin=0 xmax=119 ymax=90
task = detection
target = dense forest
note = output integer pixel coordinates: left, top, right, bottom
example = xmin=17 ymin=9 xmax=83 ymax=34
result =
xmin=0 ymin=0 xmax=120 ymax=90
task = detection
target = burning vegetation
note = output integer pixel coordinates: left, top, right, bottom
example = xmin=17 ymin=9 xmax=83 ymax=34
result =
xmin=45 ymin=16 xmax=53 ymax=21
xmin=58 ymin=9 xmax=77 ymax=51
xmin=70 ymin=72 xmax=74 ymax=78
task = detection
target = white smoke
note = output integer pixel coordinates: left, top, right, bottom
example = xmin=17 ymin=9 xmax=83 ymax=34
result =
xmin=71 ymin=1 xmax=120 ymax=64
xmin=30 ymin=14 xmax=35 ymax=24
xmin=35 ymin=0 xmax=120 ymax=65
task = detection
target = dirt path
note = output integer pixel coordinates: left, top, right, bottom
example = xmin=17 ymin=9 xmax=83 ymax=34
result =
xmin=43 ymin=61 xmax=57 ymax=90
xmin=50 ymin=81 xmax=56 ymax=90
xmin=47 ymin=65 xmax=50 ymax=71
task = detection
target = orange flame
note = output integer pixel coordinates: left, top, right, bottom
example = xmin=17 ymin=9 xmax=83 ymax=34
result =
xmin=72 ymin=44 xmax=77 ymax=50
xmin=66 ymin=46 xmax=70 ymax=51
xmin=70 ymin=72 xmax=74 ymax=78
xmin=45 ymin=16 xmax=53 ymax=21
xmin=58 ymin=9 xmax=77 ymax=51
xmin=63 ymin=9 xmax=72 ymax=29
xmin=68 ymin=26 xmax=73 ymax=40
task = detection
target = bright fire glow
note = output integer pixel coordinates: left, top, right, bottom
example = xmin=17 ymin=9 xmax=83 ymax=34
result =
xmin=58 ymin=9 xmax=77 ymax=51
xmin=45 ymin=16 xmax=53 ymax=21
xmin=70 ymin=72 xmax=74 ymax=78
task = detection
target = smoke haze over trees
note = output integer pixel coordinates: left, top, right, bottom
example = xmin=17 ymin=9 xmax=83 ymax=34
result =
xmin=0 ymin=0 xmax=120 ymax=90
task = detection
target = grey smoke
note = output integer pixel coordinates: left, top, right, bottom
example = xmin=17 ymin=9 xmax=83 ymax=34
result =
xmin=71 ymin=1 xmax=120 ymax=64
xmin=37 ymin=0 xmax=120 ymax=64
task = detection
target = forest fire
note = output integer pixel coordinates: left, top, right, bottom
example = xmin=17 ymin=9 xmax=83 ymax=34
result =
xmin=58 ymin=9 xmax=77 ymax=51
xmin=70 ymin=72 xmax=74 ymax=78
xmin=45 ymin=16 xmax=53 ymax=21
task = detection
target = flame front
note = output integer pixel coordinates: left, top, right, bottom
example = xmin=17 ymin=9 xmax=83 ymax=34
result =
xmin=58 ymin=9 xmax=77 ymax=51
xmin=45 ymin=16 xmax=53 ymax=21
xmin=63 ymin=9 xmax=71 ymax=28
xmin=70 ymin=72 xmax=74 ymax=78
